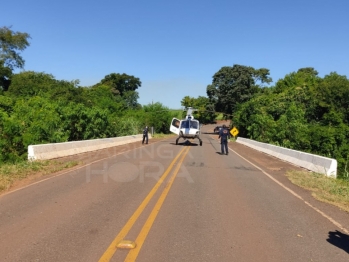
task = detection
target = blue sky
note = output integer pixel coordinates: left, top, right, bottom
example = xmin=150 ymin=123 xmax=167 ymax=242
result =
xmin=2 ymin=0 xmax=348 ymax=109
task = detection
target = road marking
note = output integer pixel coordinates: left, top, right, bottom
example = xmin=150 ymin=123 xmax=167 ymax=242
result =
xmin=124 ymin=146 xmax=191 ymax=262
xmin=116 ymin=240 xmax=136 ymax=249
xmin=229 ymin=147 xmax=349 ymax=235
xmin=98 ymin=146 xmax=188 ymax=262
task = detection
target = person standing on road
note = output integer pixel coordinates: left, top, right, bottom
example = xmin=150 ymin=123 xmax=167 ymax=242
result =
xmin=218 ymin=124 xmax=229 ymax=155
xmin=142 ymin=126 xmax=149 ymax=144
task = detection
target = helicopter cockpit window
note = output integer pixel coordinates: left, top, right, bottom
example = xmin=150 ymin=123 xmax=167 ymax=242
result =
xmin=181 ymin=120 xmax=189 ymax=128
xmin=190 ymin=121 xmax=198 ymax=129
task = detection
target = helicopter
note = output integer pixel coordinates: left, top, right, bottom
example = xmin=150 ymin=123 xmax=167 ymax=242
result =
xmin=169 ymin=107 xmax=203 ymax=146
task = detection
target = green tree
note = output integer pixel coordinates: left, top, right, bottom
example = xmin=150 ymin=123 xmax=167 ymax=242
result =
xmin=181 ymin=96 xmax=195 ymax=108
xmin=94 ymin=73 xmax=142 ymax=110
xmin=141 ymin=102 xmax=172 ymax=133
xmin=107 ymin=115 xmax=142 ymax=137
xmin=7 ymin=71 xmax=86 ymax=104
xmin=0 ymin=61 xmax=12 ymax=91
xmin=274 ymin=67 xmax=320 ymax=94
xmin=206 ymin=84 xmax=217 ymax=105
xmin=82 ymin=84 xmax=126 ymax=113
xmin=0 ymin=108 xmax=24 ymax=162
xmin=0 ymin=94 xmax=14 ymax=113
xmin=0 ymin=26 xmax=30 ymax=91
xmin=97 ymin=73 xmax=141 ymax=96
xmin=314 ymin=72 xmax=349 ymax=124
xmin=58 ymin=103 xmax=109 ymax=141
xmin=122 ymin=90 xmax=141 ymax=109
xmin=297 ymin=67 xmax=318 ymax=76
xmin=209 ymin=64 xmax=272 ymax=116
xmin=0 ymin=97 xmax=68 ymax=162
xmin=234 ymin=68 xmax=349 ymax=177
xmin=180 ymin=95 xmax=215 ymax=123
xmin=193 ymin=96 xmax=214 ymax=123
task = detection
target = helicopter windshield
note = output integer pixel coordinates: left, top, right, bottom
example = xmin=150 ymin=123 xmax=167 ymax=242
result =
xmin=190 ymin=121 xmax=198 ymax=129
xmin=180 ymin=120 xmax=198 ymax=129
xmin=180 ymin=120 xmax=189 ymax=128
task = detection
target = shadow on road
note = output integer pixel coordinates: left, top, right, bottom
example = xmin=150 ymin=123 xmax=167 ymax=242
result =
xmin=216 ymin=152 xmax=228 ymax=155
xmin=169 ymin=141 xmax=199 ymax=146
xmin=326 ymin=230 xmax=349 ymax=254
xmin=202 ymin=132 xmax=219 ymax=135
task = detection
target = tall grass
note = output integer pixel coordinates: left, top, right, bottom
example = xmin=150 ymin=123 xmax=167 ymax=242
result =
xmin=286 ymin=170 xmax=349 ymax=213
xmin=152 ymin=133 xmax=177 ymax=139
xmin=0 ymin=160 xmax=78 ymax=193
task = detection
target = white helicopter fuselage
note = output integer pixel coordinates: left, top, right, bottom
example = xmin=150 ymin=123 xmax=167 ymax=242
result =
xmin=170 ymin=111 xmax=202 ymax=146
xmin=179 ymin=127 xmax=199 ymax=138
xmin=170 ymin=118 xmax=199 ymax=137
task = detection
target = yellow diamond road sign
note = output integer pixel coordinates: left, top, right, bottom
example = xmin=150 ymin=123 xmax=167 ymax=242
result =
xmin=230 ymin=127 xmax=239 ymax=137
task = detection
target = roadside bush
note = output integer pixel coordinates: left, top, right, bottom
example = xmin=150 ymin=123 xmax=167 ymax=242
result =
xmin=58 ymin=103 xmax=109 ymax=141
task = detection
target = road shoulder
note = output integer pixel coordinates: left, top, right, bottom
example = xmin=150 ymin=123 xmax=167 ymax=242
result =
xmin=229 ymin=141 xmax=349 ymax=231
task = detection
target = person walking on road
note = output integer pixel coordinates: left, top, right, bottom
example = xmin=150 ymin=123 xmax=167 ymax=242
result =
xmin=142 ymin=126 xmax=149 ymax=144
xmin=218 ymin=124 xmax=229 ymax=155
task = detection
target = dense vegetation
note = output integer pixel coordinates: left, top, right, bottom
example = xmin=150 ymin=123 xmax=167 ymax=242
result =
xmin=233 ymin=69 xmax=349 ymax=177
xmin=0 ymin=27 xmax=180 ymax=163
xmin=183 ymin=66 xmax=349 ymax=178
xmin=0 ymin=71 xmax=179 ymax=163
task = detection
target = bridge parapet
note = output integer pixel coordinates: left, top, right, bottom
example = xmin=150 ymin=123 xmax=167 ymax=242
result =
xmin=236 ymin=137 xmax=337 ymax=178
xmin=28 ymin=134 xmax=152 ymax=161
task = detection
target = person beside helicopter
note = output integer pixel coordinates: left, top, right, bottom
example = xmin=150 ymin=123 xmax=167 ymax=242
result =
xmin=218 ymin=124 xmax=230 ymax=155
xmin=142 ymin=126 xmax=149 ymax=144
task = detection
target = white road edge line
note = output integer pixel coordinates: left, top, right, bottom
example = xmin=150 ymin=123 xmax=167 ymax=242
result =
xmin=229 ymin=147 xmax=349 ymax=235
xmin=0 ymin=140 xmax=164 ymax=198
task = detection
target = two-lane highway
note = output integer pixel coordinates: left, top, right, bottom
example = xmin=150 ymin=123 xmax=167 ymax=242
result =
xmin=0 ymin=125 xmax=348 ymax=261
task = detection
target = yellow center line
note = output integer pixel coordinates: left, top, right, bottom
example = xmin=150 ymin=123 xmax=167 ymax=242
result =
xmin=98 ymin=146 xmax=187 ymax=262
xmin=124 ymin=146 xmax=191 ymax=262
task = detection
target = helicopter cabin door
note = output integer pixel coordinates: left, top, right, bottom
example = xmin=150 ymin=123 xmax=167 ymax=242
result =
xmin=170 ymin=118 xmax=180 ymax=135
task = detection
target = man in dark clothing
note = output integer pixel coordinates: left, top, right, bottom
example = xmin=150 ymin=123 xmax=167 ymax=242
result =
xmin=142 ymin=126 xmax=149 ymax=144
xmin=218 ymin=124 xmax=229 ymax=155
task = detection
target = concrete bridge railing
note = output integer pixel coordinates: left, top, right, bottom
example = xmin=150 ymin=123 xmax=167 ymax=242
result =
xmin=28 ymin=134 xmax=151 ymax=161
xmin=236 ymin=137 xmax=337 ymax=178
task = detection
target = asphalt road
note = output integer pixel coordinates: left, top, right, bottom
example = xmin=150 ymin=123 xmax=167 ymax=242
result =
xmin=0 ymin=124 xmax=348 ymax=262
